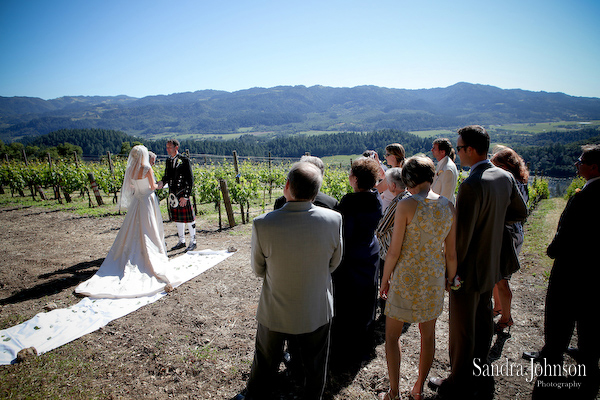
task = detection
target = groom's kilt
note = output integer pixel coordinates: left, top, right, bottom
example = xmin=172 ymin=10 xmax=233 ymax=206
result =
xmin=169 ymin=201 xmax=195 ymax=223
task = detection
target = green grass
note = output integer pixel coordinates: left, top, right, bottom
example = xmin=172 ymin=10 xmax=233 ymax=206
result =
xmin=321 ymin=154 xmax=362 ymax=166
xmin=407 ymin=120 xmax=600 ymax=141
xmin=487 ymin=120 xmax=600 ymax=134
xmin=236 ymin=127 xmax=254 ymax=133
xmin=145 ymin=131 xmax=276 ymax=141
xmin=0 ymin=314 xmax=29 ymax=331
xmin=0 ymin=191 xmax=126 ymax=217
xmin=0 ymin=342 xmax=102 ymax=399
xmin=521 ymin=197 xmax=566 ymax=274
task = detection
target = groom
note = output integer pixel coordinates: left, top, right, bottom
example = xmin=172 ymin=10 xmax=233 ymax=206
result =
xmin=157 ymin=139 xmax=196 ymax=252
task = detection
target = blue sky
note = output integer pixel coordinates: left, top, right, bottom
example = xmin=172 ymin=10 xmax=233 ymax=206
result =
xmin=1 ymin=0 xmax=599 ymax=100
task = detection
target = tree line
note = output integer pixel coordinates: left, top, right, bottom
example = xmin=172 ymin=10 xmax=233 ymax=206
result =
xmin=2 ymin=127 xmax=599 ymax=178
xmin=5 ymin=128 xmax=434 ymax=160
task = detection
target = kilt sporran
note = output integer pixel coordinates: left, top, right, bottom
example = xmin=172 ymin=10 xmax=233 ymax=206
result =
xmin=169 ymin=198 xmax=195 ymax=223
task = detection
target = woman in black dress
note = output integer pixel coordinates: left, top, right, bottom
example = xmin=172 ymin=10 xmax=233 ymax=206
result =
xmin=330 ymin=156 xmax=383 ymax=368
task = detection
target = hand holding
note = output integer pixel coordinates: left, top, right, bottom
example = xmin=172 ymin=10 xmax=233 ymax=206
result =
xmin=379 ymin=280 xmax=390 ymax=300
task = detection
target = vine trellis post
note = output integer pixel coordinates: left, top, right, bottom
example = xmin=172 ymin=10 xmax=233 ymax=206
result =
xmin=87 ymin=172 xmax=104 ymax=206
xmin=219 ymin=179 xmax=236 ymax=229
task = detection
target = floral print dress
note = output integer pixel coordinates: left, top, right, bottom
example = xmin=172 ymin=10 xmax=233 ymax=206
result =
xmin=385 ymin=193 xmax=453 ymax=323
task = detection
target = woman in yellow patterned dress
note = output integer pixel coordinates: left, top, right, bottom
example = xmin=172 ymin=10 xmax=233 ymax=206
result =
xmin=378 ymin=156 xmax=458 ymax=400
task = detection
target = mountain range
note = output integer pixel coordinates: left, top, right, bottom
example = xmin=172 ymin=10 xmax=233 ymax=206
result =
xmin=2 ymin=82 xmax=600 ymax=142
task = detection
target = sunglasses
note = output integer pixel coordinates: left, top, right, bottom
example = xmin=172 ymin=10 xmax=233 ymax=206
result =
xmin=456 ymin=145 xmax=468 ymax=152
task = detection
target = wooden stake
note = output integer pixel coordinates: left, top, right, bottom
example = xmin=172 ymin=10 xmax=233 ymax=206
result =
xmin=219 ymin=179 xmax=236 ymax=228
xmin=87 ymin=172 xmax=104 ymax=206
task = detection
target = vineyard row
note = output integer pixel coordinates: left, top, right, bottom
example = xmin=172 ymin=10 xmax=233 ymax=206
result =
xmin=1 ymin=156 xmax=558 ymax=220
xmin=0 ymin=158 xmax=354 ymax=208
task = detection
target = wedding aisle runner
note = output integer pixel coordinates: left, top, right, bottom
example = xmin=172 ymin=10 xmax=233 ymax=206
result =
xmin=0 ymin=249 xmax=233 ymax=365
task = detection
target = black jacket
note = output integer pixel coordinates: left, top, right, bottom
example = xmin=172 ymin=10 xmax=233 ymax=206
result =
xmin=162 ymin=153 xmax=194 ymax=198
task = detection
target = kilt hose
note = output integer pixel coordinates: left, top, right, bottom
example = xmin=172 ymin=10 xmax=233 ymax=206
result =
xmin=169 ymin=200 xmax=195 ymax=223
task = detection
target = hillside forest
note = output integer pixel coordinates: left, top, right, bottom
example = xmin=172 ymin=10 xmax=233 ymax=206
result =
xmin=2 ymin=126 xmax=600 ymax=178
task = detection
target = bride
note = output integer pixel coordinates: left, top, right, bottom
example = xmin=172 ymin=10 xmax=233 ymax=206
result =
xmin=76 ymin=145 xmax=178 ymax=298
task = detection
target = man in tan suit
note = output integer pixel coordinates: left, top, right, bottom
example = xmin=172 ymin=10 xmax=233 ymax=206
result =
xmin=234 ymin=162 xmax=343 ymax=400
xmin=430 ymin=126 xmax=527 ymax=399
xmin=431 ymin=137 xmax=459 ymax=205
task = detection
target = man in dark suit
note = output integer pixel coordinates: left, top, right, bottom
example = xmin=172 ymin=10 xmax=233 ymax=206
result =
xmin=524 ymin=144 xmax=600 ymax=399
xmin=157 ymin=139 xmax=196 ymax=252
xmin=430 ymin=125 xmax=528 ymax=399
xmin=234 ymin=162 xmax=343 ymax=400
xmin=274 ymin=155 xmax=338 ymax=210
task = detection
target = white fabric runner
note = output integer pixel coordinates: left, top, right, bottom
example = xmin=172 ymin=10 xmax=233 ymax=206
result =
xmin=0 ymin=249 xmax=233 ymax=365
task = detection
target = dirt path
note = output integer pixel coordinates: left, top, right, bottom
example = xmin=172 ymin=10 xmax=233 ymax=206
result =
xmin=0 ymin=199 xmax=573 ymax=399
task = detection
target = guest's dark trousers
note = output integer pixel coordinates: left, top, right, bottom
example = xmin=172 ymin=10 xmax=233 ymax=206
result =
xmin=445 ymin=288 xmax=494 ymax=398
xmin=537 ymin=264 xmax=600 ymax=399
xmin=246 ymin=322 xmax=330 ymax=400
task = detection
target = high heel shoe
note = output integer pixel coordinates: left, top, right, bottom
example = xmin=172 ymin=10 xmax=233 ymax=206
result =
xmin=409 ymin=390 xmax=423 ymax=400
xmin=494 ymin=316 xmax=513 ymax=333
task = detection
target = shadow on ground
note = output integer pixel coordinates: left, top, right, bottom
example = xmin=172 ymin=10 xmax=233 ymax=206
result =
xmin=0 ymin=258 xmax=103 ymax=305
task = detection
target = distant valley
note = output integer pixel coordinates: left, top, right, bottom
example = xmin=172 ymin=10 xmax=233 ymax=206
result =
xmin=1 ymin=82 xmax=600 ymax=142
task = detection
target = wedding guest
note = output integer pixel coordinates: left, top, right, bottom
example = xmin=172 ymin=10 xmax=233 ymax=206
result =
xmin=429 ymin=125 xmax=527 ymax=400
xmin=273 ymin=155 xmax=338 ymax=383
xmin=375 ymin=167 xmax=409 ymax=318
xmin=274 ymin=155 xmax=338 ymax=210
xmin=330 ymin=157 xmax=383 ymax=369
xmin=365 ymin=149 xmax=387 ymax=190
xmin=234 ymin=162 xmax=343 ymax=400
xmin=148 ymin=151 xmax=157 ymax=166
xmin=148 ymin=151 xmax=162 ymax=214
xmin=379 ymin=156 xmax=457 ymax=400
xmin=376 ymin=168 xmax=409 ymax=260
xmin=524 ymin=144 xmax=600 ymax=400
xmin=431 ymin=138 xmax=458 ymax=205
xmin=490 ymin=146 xmax=529 ymax=334
xmin=377 ymin=144 xmax=406 ymax=210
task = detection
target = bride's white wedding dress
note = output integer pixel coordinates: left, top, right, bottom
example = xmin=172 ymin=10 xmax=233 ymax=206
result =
xmin=75 ymin=178 xmax=177 ymax=298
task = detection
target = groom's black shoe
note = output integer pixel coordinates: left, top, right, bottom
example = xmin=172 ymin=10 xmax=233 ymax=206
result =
xmin=171 ymin=242 xmax=186 ymax=251
xmin=522 ymin=351 xmax=542 ymax=363
xmin=186 ymin=242 xmax=197 ymax=252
